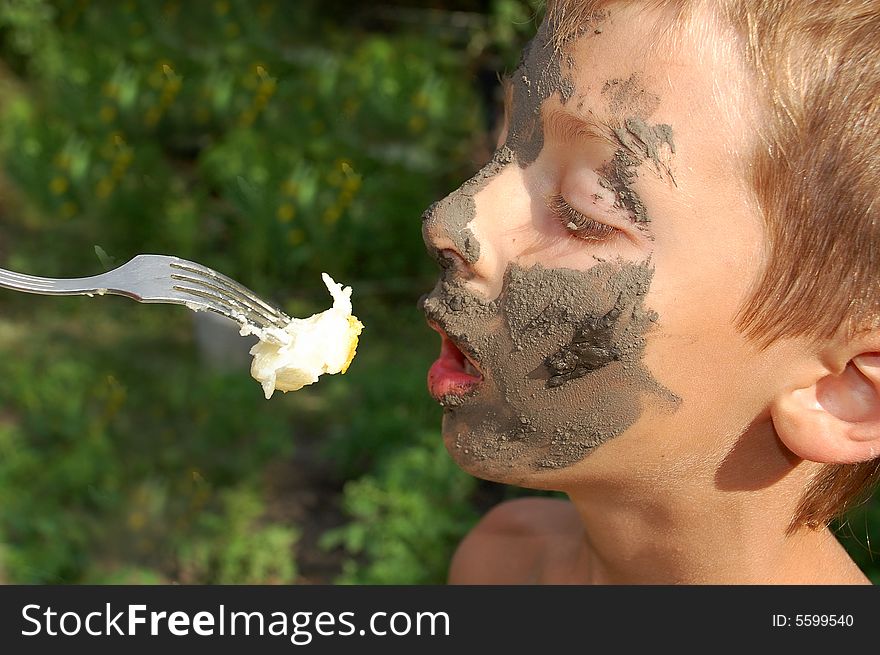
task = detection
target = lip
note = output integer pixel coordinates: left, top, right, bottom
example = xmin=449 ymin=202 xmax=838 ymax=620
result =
xmin=426 ymin=321 xmax=483 ymax=401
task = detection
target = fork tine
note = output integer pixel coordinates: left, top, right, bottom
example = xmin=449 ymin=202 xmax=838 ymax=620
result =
xmin=170 ymin=272 xmax=286 ymax=328
xmin=169 ymin=271 xmax=282 ymax=327
xmin=169 ymin=261 xmax=289 ymax=325
xmin=172 ymin=282 xmax=278 ymax=330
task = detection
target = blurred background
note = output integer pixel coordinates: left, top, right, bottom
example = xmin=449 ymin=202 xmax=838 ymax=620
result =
xmin=0 ymin=0 xmax=877 ymax=584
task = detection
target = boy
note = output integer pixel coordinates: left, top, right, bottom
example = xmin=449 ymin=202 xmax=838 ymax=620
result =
xmin=420 ymin=0 xmax=880 ymax=583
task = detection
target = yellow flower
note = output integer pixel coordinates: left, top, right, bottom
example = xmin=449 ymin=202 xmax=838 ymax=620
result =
xmin=61 ymin=201 xmax=78 ymax=219
xmin=343 ymin=176 xmax=362 ymax=193
xmin=408 ymin=114 xmax=426 ymax=133
xmin=96 ymin=178 xmax=114 ymax=198
xmin=49 ymin=176 xmax=69 ymax=195
xmin=164 ymin=77 xmax=182 ymax=94
xmin=239 ymin=109 xmax=256 ymax=127
xmin=412 ymin=91 xmax=429 ymax=109
xmin=258 ymin=2 xmax=274 ymax=19
xmin=343 ymin=98 xmax=359 ymax=117
xmin=258 ymin=78 xmax=276 ymax=96
xmin=99 ymin=105 xmax=117 ymax=123
xmin=128 ymin=511 xmax=146 ymax=531
xmin=111 ymin=160 xmax=129 ymax=179
xmin=286 ymin=228 xmax=305 ymax=246
xmin=276 ymin=203 xmax=295 ymax=222
xmin=144 ymin=107 xmax=162 ymax=126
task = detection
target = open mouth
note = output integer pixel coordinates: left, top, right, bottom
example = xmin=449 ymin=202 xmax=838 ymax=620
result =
xmin=426 ymin=322 xmax=483 ymax=401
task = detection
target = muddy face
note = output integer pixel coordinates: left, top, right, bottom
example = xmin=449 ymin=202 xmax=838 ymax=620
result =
xmin=421 ymin=260 xmax=678 ymax=476
xmin=421 ymin=12 xmax=680 ymax=479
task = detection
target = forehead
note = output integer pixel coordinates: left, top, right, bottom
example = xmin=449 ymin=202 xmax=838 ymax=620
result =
xmin=568 ymin=20 xmax=702 ymax=116
xmin=514 ymin=5 xmax=748 ymax=177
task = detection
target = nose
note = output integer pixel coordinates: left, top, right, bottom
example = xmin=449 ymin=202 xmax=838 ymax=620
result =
xmin=421 ymin=153 xmax=518 ymax=298
xmin=421 ymin=194 xmax=480 ymax=266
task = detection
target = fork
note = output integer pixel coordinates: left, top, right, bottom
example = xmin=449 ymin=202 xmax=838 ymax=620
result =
xmin=0 ymin=254 xmax=292 ymax=333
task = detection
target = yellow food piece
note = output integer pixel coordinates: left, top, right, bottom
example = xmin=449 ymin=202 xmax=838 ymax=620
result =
xmin=241 ymin=273 xmax=363 ymax=399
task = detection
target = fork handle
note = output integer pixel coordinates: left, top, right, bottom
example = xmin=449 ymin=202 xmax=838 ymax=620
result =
xmin=0 ymin=268 xmax=127 ymax=298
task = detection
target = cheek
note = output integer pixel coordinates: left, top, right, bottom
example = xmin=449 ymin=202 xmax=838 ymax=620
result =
xmin=642 ymin=164 xmax=767 ymax=393
xmin=646 ymin=199 xmax=758 ymax=338
xmin=439 ymin=259 xmax=680 ymax=474
xmin=640 ymin=259 xmax=772 ymax=440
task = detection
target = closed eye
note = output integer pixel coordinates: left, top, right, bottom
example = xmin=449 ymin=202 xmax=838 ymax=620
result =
xmin=547 ymin=193 xmax=616 ymax=242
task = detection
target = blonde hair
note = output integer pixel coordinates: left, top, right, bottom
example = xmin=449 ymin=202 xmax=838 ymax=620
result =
xmin=546 ymin=0 xmax=880 ymax=529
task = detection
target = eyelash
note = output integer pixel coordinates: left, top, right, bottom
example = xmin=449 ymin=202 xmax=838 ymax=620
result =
xmin=547 ymin=193 xmax=616 ymax=241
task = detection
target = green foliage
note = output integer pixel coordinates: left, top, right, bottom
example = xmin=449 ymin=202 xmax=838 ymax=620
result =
xmin=480 ymin=0 xmax=546 ymax=66
xmin=0 ymin=0 xmax=540 ymax=584
xmin=0 ymin=302 xmax=297 ymax=582
xmin=178 ymin=485 xmax=299 ymax=584
xmin=322 ymin=433 xmax=478 ymax=584
xmin=318 ymin=304 xmax=442 ymax=477
xmin=0 ymin=0 xmax=484 ymax=286
xmin=0 ymin=0 xmax=65 ymax=78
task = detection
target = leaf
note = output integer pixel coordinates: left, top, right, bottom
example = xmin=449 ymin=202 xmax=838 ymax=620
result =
xmin=94 ymin=246 xmax=118 ymax=271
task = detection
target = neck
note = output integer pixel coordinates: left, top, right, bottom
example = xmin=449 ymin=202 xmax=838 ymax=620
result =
xmin=560 ymin=430 xmax=868 ymax=584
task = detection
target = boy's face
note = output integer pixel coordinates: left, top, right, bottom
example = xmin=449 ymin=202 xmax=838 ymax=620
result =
xmin=421 ymin=4 xmax=798 ymax=486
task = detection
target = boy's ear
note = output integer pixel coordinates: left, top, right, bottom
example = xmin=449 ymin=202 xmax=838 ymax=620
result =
xmin=771 ymin=352 xmax=880 ymax=464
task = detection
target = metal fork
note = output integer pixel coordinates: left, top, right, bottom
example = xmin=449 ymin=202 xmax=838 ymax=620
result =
xmin=0 ymin=254 xmax=292 ymax=332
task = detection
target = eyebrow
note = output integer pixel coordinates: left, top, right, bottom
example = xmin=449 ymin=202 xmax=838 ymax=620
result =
xmin=499 ymin=74 xmax=616 ymax=146
xmin=543 ymin=105 xmax=617 ymax=146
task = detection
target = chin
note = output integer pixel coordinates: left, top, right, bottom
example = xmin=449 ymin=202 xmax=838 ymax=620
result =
xmin=439 ymin=412 xmax=580 ymax=490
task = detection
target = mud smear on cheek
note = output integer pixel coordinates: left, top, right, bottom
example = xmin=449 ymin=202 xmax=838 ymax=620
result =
xmin=422 ymin=261 xmax=680 ymax=472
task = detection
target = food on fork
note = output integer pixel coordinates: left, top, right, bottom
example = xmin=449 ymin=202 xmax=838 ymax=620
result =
xmin=240 ymin=273 xmax=363 ymax=399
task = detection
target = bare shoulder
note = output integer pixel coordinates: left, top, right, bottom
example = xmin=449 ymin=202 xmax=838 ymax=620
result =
xmin=448 ymin=497 xmax=583 ymax=584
